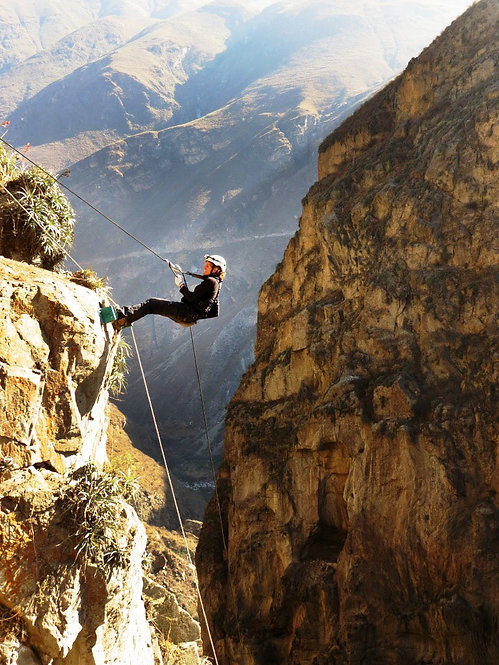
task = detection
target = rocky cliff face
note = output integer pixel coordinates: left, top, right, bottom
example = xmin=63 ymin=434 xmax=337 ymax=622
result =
xmin=197 ymin=1 xmax=498 ymax=664
xmin=0 ymin=257 xmax=157 ymax=664
xmin=0 ymin=258 xmax=113 ymax=474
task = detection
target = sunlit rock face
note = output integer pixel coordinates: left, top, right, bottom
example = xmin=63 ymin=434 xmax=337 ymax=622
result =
xmin=0 ymin=257 xmax=114 ymax=473
xmin=0 ymin=467 xmax=154 ymax=665
xmin=0 ymin=258 xmax=155 ymax=665
xmin=197 ymin=1 xmax=498 ymax=664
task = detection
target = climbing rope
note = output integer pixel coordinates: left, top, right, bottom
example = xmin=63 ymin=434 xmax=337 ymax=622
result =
xmin=0 ymin=136 xmax=174 ymax=268
xmin=189 ymin=325 xmax=243 ymax=645
xmin=131 ymin=327 xmax=220 ymax=665
xmin=189 ymin=327 xmax=227 ymax=553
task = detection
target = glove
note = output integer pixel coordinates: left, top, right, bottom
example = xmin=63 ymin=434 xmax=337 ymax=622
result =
xmin=170 ymin=263 xmax=183 ymax=275
xmin=174 ymin=274 xmax=184 ymax=289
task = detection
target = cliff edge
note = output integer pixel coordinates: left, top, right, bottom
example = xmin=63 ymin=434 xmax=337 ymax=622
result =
xmin=0 ymin=257 xmax=156 ymax=665
xmin=0 ymin=257 xmax=113 ymax=473
xmin=197 ymin=1 xmax=498 ymax=664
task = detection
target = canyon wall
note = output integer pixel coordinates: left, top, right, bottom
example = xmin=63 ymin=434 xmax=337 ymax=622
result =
xmin=197 ymin=1 xmax=498 ymax=664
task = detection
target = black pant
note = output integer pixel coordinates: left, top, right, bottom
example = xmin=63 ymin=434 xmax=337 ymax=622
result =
xmin=122 ymin=298 xmax=200 ymax=326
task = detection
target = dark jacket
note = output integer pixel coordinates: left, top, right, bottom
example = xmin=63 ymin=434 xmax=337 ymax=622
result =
xmin=180 ymin=276 xmax=220 ymax=317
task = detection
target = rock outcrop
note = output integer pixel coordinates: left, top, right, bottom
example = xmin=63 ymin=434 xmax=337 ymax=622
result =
xmin=197 ymin=2 xmax=498 ymax=664
xmin=0 ymin=257 xmax=113 ymax=473
xmin=0 ymin=466 xmax=154 ymax=665
xmin=0 ymin=257 xmax=157 ymax=664
xmin=106 ymin=404 xmax=204 ymax=662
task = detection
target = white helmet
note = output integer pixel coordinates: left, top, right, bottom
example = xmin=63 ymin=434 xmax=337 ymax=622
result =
xmin=205 ymin=254 xmax=227 ymax=272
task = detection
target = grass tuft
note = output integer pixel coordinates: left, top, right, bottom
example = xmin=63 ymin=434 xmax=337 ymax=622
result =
xmin=60 ymin=463 xmax=138 ymax=578
xmin=0 ymin=143 xmax=75 ymax=269
xmin=109 ymin=336 xmax=131 ymax=397
xmin=70 ymin=268 xmax=109 ymax=292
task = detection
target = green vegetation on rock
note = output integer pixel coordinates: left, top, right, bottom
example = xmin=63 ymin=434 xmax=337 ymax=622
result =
xmin=0 ymin=144 xmax=75 ymax=269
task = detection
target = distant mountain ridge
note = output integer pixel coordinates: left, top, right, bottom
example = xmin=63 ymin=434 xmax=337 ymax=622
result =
xmin=0 ymin=0 xmax=215 ymax=73
xmin=0 ymin=0 xmax=474 ymax=482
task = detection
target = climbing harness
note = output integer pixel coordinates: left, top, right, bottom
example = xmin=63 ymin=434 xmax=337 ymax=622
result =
xmin=181 ymin=269 xmax=223 ymax=319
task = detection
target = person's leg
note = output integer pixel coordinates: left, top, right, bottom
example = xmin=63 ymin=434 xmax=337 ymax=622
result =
xmin=116 ymin=299 xmax=198 ymax=326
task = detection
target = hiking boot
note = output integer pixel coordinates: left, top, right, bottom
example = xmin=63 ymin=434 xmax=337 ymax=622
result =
xmin=111 ymin=308 xmax=131 ymax=331
xmin=112 ymin=316 xmax=130 ymax=331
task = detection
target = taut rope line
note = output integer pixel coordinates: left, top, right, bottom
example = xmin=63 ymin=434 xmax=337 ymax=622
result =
xmin=0 ymin=136 xmax=172 ymax=267
xmin=131 ymin=327 xmax=220 ymax=665
xmin=189 ymin=327 xmax=228 ymax=553
xmin=189 ymin=326 xmax=243 ymax=645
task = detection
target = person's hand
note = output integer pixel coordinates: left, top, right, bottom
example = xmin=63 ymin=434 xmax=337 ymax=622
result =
xmin=170 ymin=263 xmax=183 ymax=274
xmin=174 ymin=274 xmax=184 ymax=289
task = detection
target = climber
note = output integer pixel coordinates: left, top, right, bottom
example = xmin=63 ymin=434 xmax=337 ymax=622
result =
xmin=112 ymin=254 xmax=226 ymax=330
